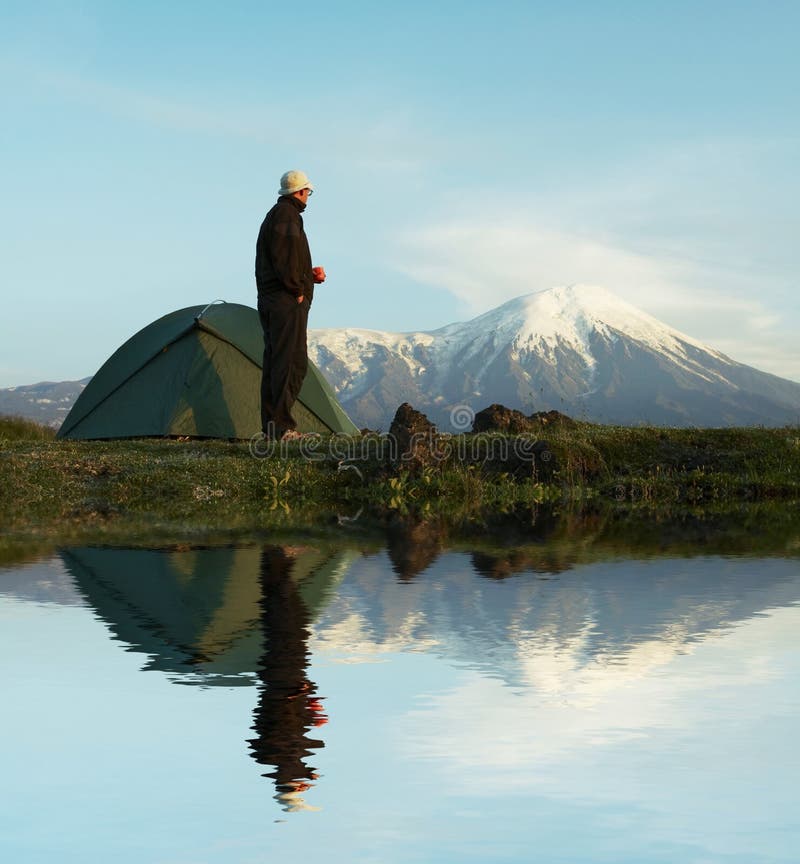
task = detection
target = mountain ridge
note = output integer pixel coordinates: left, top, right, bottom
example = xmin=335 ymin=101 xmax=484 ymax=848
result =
xmin=0 ymin=377 xmax=91 ymax=428
xmin=307 ymin=285 xmax=800 ymax=429
xmin=3 ymin=286 xmax=799 ymax=430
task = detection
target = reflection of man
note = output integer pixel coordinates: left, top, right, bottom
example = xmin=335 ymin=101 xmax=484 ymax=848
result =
xmin=255 ymin=170 xmax=327 ymax=442
xmin=248 ymin=545 xmax=327 ymax=812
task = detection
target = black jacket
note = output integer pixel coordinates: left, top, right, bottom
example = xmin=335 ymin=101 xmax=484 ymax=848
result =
xmin=255 ymin=196 xmax=314 ymax=303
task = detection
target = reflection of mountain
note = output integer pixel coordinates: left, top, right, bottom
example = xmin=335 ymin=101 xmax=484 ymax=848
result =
xmin=310 ymin=552 xmax=800 ymax=689
xmin=59 ymin=542 xmax=800 ymax=693
xmin=0 ymin=557 xmax=84 ymax=606
xmin=62 ymin=545 xmax=357 ymax=685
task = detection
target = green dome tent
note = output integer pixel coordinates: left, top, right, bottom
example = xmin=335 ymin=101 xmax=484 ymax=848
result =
xmin=57 ymin=302 xmax=358 ymax=440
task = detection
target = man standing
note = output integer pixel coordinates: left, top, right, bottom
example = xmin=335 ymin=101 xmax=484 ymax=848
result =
xmin=255 ymin=170 xmax=326 ymax=441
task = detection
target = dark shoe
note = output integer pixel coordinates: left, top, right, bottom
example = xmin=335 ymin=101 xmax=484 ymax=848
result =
xmin=262 ymin=422 xmax=282 ymax=441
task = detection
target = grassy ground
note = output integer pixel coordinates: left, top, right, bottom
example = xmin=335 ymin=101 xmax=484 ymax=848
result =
xmin=2 ymin=417 xmax=799 ymax=544
xmin=540 ymin=423 xmax=800 ymax=502
xmin=0 ymin=415 xmax=56 ymax=442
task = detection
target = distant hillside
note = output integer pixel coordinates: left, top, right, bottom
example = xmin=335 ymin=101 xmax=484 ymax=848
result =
xmin=0 ymin=378 xmax=90 ymax=428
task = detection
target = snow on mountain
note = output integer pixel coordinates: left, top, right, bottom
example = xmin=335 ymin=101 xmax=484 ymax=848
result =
xmin=309 ymin=285 xmax=800 ymax=430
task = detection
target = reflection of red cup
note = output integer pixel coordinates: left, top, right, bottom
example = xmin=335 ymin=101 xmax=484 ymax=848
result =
xmin=308 ymin=697 xmax=328 ymax=726
xmin=312 ymin=266 xmax=326 ymax=284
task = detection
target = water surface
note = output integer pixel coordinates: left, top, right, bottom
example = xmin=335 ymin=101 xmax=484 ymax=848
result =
xmin=1 ymin=534 xmax=798 ymax=863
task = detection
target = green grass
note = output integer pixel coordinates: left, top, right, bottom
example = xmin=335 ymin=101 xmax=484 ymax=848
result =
xmin=541 ymin=424 xmax=800 ymax=502
xmin=0 ymin=415 xmax=56 ymax=442
xmin=1 ymin=425 xmax=799 ymax=543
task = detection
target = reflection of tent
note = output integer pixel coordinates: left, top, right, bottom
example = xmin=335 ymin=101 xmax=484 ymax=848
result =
xmin=57 ymin=302 xmax=358 ymax=439
xmin=61 ymin=545 xmax=358 ymax=685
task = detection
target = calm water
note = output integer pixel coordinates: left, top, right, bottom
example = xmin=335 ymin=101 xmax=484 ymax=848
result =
xmin=1 ymin=536 xmax=799 ymax=863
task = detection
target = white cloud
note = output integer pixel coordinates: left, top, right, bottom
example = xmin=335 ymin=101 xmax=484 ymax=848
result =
xmin=396 ymin=219 xmax=674 ymax=312
xmin=393 ymin=602 xmax=798 ymax=787
xmin=384 ymin=604 xmax=800 ymax=858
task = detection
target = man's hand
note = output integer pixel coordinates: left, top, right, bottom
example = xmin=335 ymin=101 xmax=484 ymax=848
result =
xmin=297 ymin=295 xmax=304 ymax=304
xmin=312 ymin=266 xmax=326 ymax=284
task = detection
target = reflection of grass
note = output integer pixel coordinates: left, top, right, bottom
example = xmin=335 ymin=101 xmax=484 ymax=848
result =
xmin=3 ymin=502 xmax=798 ymax=573
xmin=446 ymin=502 xmax=800 ymax=564
xmin=1 ymin=425 xmax=799 ymax=545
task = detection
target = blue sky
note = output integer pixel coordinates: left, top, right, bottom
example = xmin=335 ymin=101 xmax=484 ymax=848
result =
xmin=1 ymin=1 xmax=798 ymax=387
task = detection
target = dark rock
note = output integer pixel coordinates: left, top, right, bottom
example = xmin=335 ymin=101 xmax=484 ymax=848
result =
xmin=472 ymin=403 xmax=535 ymax=434
xmin=388 ymin=403 xmax=438 ymax=472
xmin=528 ymin=409 xmax=577 ymax=428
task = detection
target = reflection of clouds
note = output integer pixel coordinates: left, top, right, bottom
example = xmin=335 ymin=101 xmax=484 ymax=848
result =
xmin=514 ymin=625 xmax=703 ymax=709
xmin=394 ymin=605 xmax=798 ymax=789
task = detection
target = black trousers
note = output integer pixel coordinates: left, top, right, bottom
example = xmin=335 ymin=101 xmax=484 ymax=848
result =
xmin=258 ymin=292 xmax=309 ymax=436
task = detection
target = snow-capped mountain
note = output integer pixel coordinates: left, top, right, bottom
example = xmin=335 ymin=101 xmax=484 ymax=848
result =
xmin=309 ymin=285 xmax=800 ymax=429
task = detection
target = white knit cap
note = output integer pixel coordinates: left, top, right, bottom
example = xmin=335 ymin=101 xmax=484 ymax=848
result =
xmin=278 ymin=170 xmax=314 ymax=196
